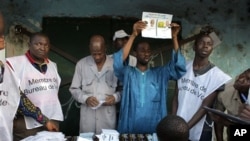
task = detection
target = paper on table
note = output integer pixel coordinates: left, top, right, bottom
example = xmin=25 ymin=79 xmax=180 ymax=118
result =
xmin=96 ymin=129 xmax=119 ymax=141
xmin=102 ymin=129 xmax=119 ymax=135
xmin=142 ymin=12 xmax=173 ymax=39
xmin=78 ymin=132 xmax=94 ymax=141
xmin=21 ymin=131 xmax=65 ymax=141
xmin=77 ymin=136 xmax=92 ymax=141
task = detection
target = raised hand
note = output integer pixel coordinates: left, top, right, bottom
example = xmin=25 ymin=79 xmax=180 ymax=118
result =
xmin=132 ymin=20 xmax=147 ymax=37
xmin=170 ymin=23 xmax=181 ymax=38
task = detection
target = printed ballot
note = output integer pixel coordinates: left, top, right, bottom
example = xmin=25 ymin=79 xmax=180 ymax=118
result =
xmin=142 ymin=12 xmax=173 ymax=39
xmin=96 ymin=129 xmax=119 ymax=141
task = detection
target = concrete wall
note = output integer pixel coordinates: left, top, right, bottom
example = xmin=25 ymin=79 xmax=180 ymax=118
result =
xmin=0 ymin=0 xmax=249 ymax=137
xmin=1 ymin=0 xmax=249 ymax=77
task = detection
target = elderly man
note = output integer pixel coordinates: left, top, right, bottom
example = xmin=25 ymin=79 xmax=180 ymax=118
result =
xmin=70 ymin=35 xmax=120 ymax=134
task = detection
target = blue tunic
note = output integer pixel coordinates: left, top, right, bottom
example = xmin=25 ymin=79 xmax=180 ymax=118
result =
xmin=113 ymin=49 xmax=186 ymax=134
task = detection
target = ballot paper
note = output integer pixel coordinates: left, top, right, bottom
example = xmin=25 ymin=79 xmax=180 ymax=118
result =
xmin=77 ymin=132 xmax=94 ymax=141
xmin=21 ymin=131 xmax=66 ymax=141
xmin=77 ymin=137 xmax=92 ymax=141
xmin=146 ymin=133 xmax=159 ymax=141
xmin=91 ymin=100 xmax=105 ymax=110
xmin=142 ymin=12 xmax=173 ymax=39
xmin=96 ymin=129 xmax=119 ymax=141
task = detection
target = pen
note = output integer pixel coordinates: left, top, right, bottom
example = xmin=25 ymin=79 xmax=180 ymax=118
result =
xmin=240 ymin=93 xmax=249 ymax=104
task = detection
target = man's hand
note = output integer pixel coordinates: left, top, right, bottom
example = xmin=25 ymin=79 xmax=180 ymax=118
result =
xmin=239 ymin=104 xmax=250 ymax=120
xmin=86 ymin=96 xmax=99 ymax=107
xmin=170 ymin=23 xmax=181 ymax=38
xmin=45 ymin=120 xmax=59 ymax=132
xmin=208 ymin=112 xmax=233 ymax=126
xmin=103 ymin=95 xmax=115 ymax=106
xmin=132 ymin=21 xmax=147 ymax=37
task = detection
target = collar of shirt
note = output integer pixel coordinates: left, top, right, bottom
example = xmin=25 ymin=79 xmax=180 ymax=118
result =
xmin=25 ymin=50 xmax=49 ymax=73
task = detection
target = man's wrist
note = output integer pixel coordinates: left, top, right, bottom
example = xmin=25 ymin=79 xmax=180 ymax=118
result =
xmin=172 ymin=36 xmax=178 ymax=39
xmin=38 ymin=114 xmax=49 ymax=125
xmin=131 ymin=32 xmax=137 ymax=38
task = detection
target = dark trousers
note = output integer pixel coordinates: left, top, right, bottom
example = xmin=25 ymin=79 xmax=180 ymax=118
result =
xmin=200 ymin=115 xmax=213 ymax=141
xmin=13 ymin=115 xmax=46 ymax=141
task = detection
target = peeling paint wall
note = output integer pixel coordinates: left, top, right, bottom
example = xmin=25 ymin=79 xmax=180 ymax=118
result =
xmin=1 ymin=0 xmax=249 ymax=138
xmin=1 ymin=0 xmax=249 ymax=77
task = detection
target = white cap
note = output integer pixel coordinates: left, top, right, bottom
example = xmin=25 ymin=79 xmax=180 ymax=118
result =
xmin=113 ymin=30 xmax=129 ymax=41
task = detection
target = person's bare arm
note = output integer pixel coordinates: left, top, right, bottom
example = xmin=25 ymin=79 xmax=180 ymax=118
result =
xmin=214 ymin=121 xmax=224 ymax=141
xmin=213 ymin=113 xmax=234 ymax=141
xmin=18 ymin=91 xmax=59 ymax=131
xmin=170 ymin=23 xmax=181 ymax=52
xmin=172 ymin=82 xmax=179 ymax=115
xmin=187 ymin=91 xmax=218 ymax=128
xmin=122 ymin=21 xmax=146 ymax=61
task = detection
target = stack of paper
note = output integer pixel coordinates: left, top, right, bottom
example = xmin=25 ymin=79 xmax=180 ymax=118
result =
xmin=21 ymin=131 xmax=65 ymax=141
xmin=96 ymin=129 xmax=119 ymax=141
xmin=77 ymin=132 xmax=95 ymax=141
xmin=146 ymin=133 xmax=159 ymax=141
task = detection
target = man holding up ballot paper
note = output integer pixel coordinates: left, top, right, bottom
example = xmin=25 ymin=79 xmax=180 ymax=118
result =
xmin=213 ymin=68 xmax=250 ymax=141
xmin=141 ymin=12 xmax=173 ymax=39
xmin=113 ymin=20 xmax=186 ymax=134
